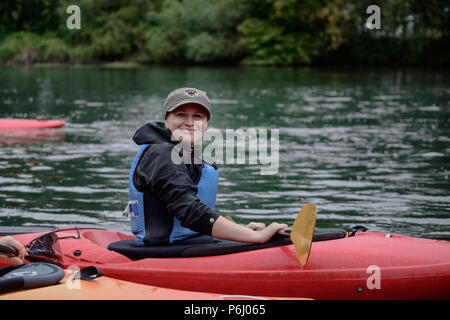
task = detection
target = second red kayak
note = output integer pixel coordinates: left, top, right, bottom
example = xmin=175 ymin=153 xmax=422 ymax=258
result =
xmin=0 ymin=118 xmax=65 ymax=130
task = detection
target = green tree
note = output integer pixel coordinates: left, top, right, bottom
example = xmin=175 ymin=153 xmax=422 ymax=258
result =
xmin=142 ymin=0 xmax=247 ymax=64
xmin=0 ymin=0 xmax=59 ymax=34
xmin=0 ymin=0 xmax=448 ymax=66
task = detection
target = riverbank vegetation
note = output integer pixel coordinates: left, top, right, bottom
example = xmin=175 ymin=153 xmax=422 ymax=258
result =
xmin=0 ymin=0 xmax=448 ymax=66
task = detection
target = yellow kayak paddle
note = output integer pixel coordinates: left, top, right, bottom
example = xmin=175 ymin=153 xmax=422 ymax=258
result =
xmin=290 ymin=203 xmax=317 ymax=269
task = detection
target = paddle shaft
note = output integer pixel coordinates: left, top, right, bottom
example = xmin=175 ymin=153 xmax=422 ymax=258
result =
xmin=0 ymin=244 xmax=18 ymax=257
xmin=0 ymin=244 xmax=34 ymax=262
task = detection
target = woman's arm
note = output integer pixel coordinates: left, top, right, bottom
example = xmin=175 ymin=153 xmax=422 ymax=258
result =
xmin=211 ymin=216 xmax=288 ymax=243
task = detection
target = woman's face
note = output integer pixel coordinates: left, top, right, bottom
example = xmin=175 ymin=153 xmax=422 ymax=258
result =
xmin=165 ymin=103 xmax=208 ymax=146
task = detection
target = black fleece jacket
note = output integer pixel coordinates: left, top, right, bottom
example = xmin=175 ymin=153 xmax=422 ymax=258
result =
xmin=132 ymin=122 xmax=219 ymax=244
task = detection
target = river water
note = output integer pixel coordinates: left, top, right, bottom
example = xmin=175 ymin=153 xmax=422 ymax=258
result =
xmin=0 ymin=66 xmax=449 ymax=239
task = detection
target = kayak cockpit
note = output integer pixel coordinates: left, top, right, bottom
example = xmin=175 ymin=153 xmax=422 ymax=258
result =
xmin=106 ymin=228 xmax=347 ymax=259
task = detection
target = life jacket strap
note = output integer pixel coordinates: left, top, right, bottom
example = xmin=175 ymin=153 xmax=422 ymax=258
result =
xmin=122 ymin=200 xmax=139 ymax=218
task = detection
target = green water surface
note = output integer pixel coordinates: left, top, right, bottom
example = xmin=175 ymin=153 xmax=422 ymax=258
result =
xmin=0 ymin=66 xmax=449 ymax=239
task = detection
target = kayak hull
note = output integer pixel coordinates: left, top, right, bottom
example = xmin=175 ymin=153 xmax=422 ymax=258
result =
xmin=4 ymin=229 xmax=450 ymax=300
xmin=0 ymin=118 xmax=65 ymax=130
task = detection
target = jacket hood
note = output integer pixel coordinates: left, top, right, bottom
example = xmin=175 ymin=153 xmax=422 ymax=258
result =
xmin=133 ymin=121 xmax=175 ymax=145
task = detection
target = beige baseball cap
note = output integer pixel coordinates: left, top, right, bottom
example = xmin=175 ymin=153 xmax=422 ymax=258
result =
xmin=163 ymin=88 xmax=211 ymax=120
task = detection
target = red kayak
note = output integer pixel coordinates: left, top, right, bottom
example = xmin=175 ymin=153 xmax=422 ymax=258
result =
xmin=0 ymin=118 xmax=65 ymax=130
xmin=2 ymin=227 xmax=450 ymax=300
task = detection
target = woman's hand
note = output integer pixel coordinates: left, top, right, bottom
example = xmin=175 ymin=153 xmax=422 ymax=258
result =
xmin=251 ymin=222 xmax=289 ymax=243
xmin=0 ymin=236 xmax=27 ymax=265
xmin=212 ymin=216 xmax=288 ymax=244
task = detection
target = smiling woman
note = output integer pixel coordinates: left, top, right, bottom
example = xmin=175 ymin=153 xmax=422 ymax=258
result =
xmin=123 ymin=87 xmax=287 ymax=247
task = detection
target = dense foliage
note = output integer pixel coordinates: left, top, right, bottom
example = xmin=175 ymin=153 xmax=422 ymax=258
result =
xmin=0 ymin=0 xmax=448 ymax=66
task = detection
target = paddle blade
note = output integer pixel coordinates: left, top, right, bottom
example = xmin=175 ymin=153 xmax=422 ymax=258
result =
xmin=290 ymin=203 xmax=317 ymax=268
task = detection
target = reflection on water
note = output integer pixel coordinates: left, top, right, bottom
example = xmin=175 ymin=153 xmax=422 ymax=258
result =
xmin=0 ymin=129 xmax=65 ymax=145
xmin=0 ymin=66 xmax=449 ymax=239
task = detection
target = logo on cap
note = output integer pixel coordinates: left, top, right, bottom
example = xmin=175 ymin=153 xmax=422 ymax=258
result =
xmin=184 ymin=89 xmax=198 ymax=97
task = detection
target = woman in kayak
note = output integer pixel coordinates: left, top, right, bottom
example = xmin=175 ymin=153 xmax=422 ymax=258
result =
xmin=125 ymin=87 xmax=288 ymax=246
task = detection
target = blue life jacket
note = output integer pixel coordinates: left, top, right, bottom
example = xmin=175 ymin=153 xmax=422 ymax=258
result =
xmin=124 ymin=144 xmax=219 ymax=246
